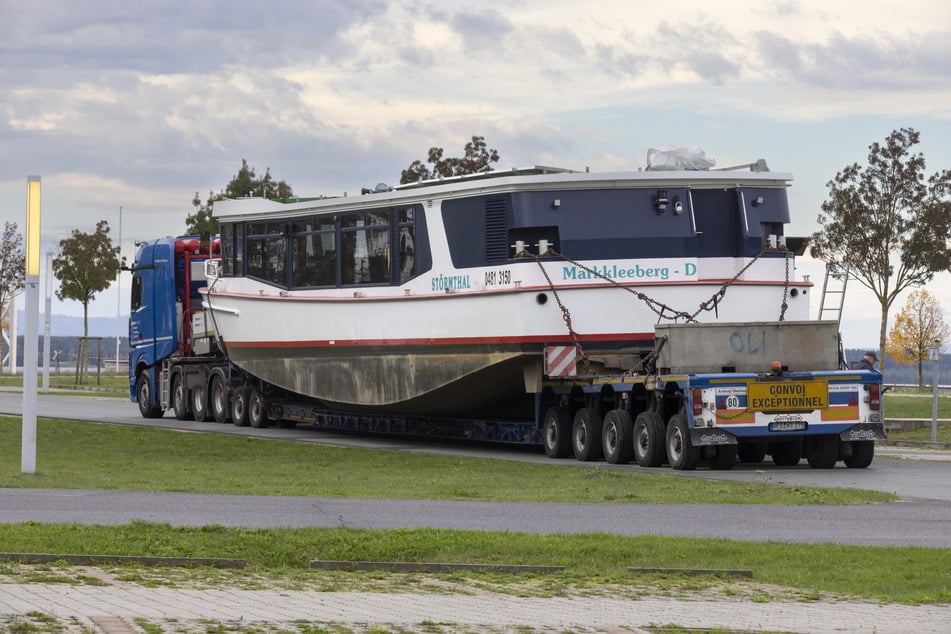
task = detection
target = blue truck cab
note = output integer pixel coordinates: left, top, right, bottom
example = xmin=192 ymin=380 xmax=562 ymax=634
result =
xmin=129 ymin=236 xmax=218 ymax=417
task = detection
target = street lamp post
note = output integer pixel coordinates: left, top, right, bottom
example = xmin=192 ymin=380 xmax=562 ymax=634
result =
xmin=22 ymin=175 xmax=41 ymax=474
xmin=115 ymin=206 xmax=122 ymax=371
xmin=931 ymin=339 xmax=941 ymax=444
xmin=42 ymin=251 xmax=52 ymax=392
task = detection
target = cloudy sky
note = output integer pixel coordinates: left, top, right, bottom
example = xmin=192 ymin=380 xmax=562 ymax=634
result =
xmin=2 ymin=0 xmax=950 ymax=350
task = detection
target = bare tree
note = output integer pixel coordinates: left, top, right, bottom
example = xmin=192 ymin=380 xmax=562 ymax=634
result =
xmin=0 ymin=221 xmax=25 ymax=313
xmin=0 ymin=222 xmax=25 ymax=373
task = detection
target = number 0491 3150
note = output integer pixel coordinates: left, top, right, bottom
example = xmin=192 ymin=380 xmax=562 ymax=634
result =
xmin=484 ymin=268 xmax=512 ymax=286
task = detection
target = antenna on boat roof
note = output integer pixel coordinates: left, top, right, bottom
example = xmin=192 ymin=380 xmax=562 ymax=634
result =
xmin=714 ymin=159 xmax=770 ymax=172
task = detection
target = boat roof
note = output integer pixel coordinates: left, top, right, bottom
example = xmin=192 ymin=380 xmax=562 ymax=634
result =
xmin=213 ymin=164 xmax=793 ymax=221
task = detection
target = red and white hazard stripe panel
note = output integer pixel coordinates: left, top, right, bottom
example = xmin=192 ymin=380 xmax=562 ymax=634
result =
xmin=546 ymin=345 xmax=577 ymax=377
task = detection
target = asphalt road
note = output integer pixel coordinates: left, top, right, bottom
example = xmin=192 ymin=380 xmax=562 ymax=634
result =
xmin=3 ymin=391 xmax=951 ymax=547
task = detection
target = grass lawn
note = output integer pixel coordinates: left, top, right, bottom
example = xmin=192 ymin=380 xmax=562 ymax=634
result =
xmin=0 ymin=416 xmax=892 ymax=504
xmin=0 ymin=411 xmax=946 ymax=606
xmin=1 ymin=521 xmax=949 ymax=604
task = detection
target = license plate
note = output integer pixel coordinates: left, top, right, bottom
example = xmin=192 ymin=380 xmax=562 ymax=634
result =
xmin=770 ymin=420 xmax=807 ymax=432
xmin=748 ymin=381 xmax=827 ymax=412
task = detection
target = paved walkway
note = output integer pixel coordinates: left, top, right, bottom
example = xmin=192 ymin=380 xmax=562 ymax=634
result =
xmin=2 ymin=577 xmax=951 ymax=633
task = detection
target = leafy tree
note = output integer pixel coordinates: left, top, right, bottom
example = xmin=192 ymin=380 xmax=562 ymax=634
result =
xmin=0 ymin=222 xmax=25 ymax=373
xmin=0 ymin=221 xmax=25 ymax=318
xmin=52 ymin=220 xmax=121 ymax=339
xmin=810 ymin=128 xmax=951 ymax=369
xmin=400 ymin=135 xmax=501 ymax=184
xmin=187 ymin=159 xmax=294 ymax=235
xmin=884 ymin=289 xmax=950 ymax=386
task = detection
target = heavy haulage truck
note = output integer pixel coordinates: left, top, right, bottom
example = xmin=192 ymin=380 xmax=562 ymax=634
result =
xmin=129 ymin=236 xmax=884 ymax=470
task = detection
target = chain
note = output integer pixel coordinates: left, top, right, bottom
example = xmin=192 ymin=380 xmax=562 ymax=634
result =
xmin=778 ymin=252 xmax=790 ymax=322
xmin=530 ymin=246 xmax=791 ymax=373
xmin=530 ymin=252 xmax=593 ymax=374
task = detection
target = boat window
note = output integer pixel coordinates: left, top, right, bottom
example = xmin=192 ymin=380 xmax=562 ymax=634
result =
xmin=292 ymin=215 xmax=337 ymax=287
xmin=220 ymin=223 xmax=233 ymax=276
xmin=246 ymin=222 xmax=287 ymax=287
xmin=340 ymin=212 xmax=390 ymax=285
xmin=396 ymin=205 xmax=416 ymax=284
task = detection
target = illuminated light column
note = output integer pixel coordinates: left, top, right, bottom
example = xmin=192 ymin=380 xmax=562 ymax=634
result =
xmin=22 ymin=175 xmax=41 ymax=474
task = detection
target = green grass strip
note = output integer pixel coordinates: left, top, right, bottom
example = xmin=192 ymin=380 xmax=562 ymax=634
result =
xmin=0 ymin=417 xmax=893 ymax=504
xmin=0 ymin=522 xmax=948 ymax=604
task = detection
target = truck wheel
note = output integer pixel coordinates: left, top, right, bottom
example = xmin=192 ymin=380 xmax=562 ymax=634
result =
xmin=171 ymin=373 xmax=193 ymax=421
xmin=602 ymin=410 xmax=634 ymax=464
xmin=843 ymin=441 xmax=875 ymax=468
xmin=666 ymin=414 xmax=698 ymax=470
xmin=769 ymin=438 xmax=803 ymax=466
xmin=633 ymin=412 xmax=665 ymax=468
xmin=708 ymin=444 xmax=738 ymax=470
xmin=136 ymin=370 xmax=163 ymax=419
xmin=192 ymin=383 xmax=211 ymax=422
xmin=738 ymin=441 xmax=767 ymax=464
xmin=543 ymin=406 xmax=573 ymax=459
xmin=572 ymin=407 xmax=603 ymax=462
xmin=805 ymin=435 xmax=839 ymax=469
xmin=248 ymin=389 xmax=269 ymax=428
xmin=211 ymin=374 xmax=232 ymax=424
xmin=231 ymin=386 xmax=251 ymax=427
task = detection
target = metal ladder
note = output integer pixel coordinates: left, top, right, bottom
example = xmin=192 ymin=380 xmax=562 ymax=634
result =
xmin=818 ymin=265 xmax=850 ymax=368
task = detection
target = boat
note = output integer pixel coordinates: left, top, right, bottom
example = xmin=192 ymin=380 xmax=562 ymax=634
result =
xmin=201 ymin=159 xmax=812 ymax=417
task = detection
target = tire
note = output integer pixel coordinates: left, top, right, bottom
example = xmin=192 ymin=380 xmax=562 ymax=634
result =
xmin=211 ymin=374 xmax=232 ymax=424
xmin=709 ymin=444 xmax=738 ymax=470
xmin=633 ymin=411 xmax=666 ymax=468
xmin=231 ymin=386 xmax=251 ymax=427
xmin=572 ymin=407 xmax=603 ymax=462
xmin=737 ymin=441 xmax=767 ymax=464
xmin=136 ymin=370 xmax=163 ymax=419
xmin=844 ymin=441 xmax=875 ymax=469
xmin=543 ymin=406 xmax=573 ymax=459
xmin=602 ymin=410 xmax=634 ymax=464
xmin=770 ymin=438 xmax=803 ymax=466
xmin=171 ymin=372 xmax=193 ymax=421
xmin=666 ymin=414 xmax=698 ymax=470
xmin=805 ymin=435 xmax=839 ymax=469
xmin=192 ymin=382 xmax=211 ymax=422
xmin=248 ymin=389 xmax=270 ymax=428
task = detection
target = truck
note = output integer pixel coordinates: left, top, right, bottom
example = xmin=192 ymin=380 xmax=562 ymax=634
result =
xmin=129 ymin=235 xmax=885 ymax=470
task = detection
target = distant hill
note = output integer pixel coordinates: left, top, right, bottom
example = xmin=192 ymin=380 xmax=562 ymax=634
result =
xmin=15 ymin=312 xmax=127 ymax=338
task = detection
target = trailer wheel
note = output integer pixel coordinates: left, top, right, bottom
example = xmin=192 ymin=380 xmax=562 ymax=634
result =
xmin=572 ymin=407 xmax=603 ymax=462
xmin=737 ymin=441 xmax=767 ymax=464
xmin=602 ymin=410 xmax=634 ymax=464
xmin=248 ymin=389 xmax=269 ymax=428
xmin=666 ymin=414 xmax=698 ymax=470
xmin=543 ymin=406 xmax=573 ymax=459
xmin=171 ymin=372 xmax=193 ymax=421
xmin=210 ymin=374 xmax=231 ymax=424
xmin=633 ymin=412 xmax=666 ymax=468
xmin=192 ymin=382 xmax=211 ymax=422
xmin=843 ymin=441 xmax=875 ymax=468
xmin=769 ymin=438 xmax=803 ymax=466
xmin=231 ymin=387 xmax=251 ymax=427
xmin=136 ymin=370 xmax=163 ymax=419
xmin=805 ymin=435 xmax=839 ymax=469
xmin=708 ymin=444 xmax=738 ymax=470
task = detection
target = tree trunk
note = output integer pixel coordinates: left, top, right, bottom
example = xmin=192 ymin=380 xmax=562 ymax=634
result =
xmin=918 ymin=359 xmax=923 ymax=387
xmin=879 ymin=301 xmax=889 ymax=374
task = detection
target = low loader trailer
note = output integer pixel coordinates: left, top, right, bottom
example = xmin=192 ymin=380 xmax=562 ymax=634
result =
xmin=129 ymin=237 xmax=884 ymax=470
